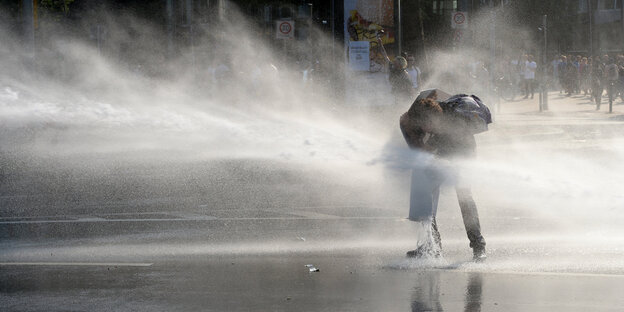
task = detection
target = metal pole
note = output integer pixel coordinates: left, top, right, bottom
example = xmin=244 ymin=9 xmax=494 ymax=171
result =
xmin=418 ymin=0 xmax=429 ymax=69
xmin=185 ymin=0 xmax=192 ymax=25
xmin=22 ymin=0 xmax=35 ymax=57
xmin=397 ymin=0 xmax=402 ymax=55
xmin=166 ymin=0 xmax=174 ymax=58
xmin=543 ymin=14 xmax=548 ymax=110
xmin=458 ymin=0 xmax=467 ymax=11
xmin=186 ymin=0 xmax=196 ymax=71
xmin=96 ymin=25 xmax=102 ymax=55
xmin=489 ymin=2 xmax=495 ymax=67
xmin=589 ymin=0 xmax=593 ymax=56
xmin=218 ymin=0 xmax=225 ymax=22
xmin=489 ymin=0 xmax=496 ymax=112
xmin=331 ymin=0 xmax=335 ymax=59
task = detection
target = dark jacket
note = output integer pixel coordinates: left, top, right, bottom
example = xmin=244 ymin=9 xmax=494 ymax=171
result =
xmin=399 ymin=112 xmax=476 ymax=158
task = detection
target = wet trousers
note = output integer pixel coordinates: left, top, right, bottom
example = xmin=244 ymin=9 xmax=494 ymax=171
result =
xmin=431 ymin=186 xmax=486 ymax=251
xmin=409 ymin=167 xmax=486 ymax=251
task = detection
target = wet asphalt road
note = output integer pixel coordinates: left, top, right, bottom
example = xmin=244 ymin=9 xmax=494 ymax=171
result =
xmin=2 ymin=253 xmax=624 ymax=311
xmin=2 ymin=94 xmax=624 ymax=311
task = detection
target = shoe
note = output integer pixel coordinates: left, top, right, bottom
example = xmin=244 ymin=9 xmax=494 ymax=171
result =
xmin=473 ymin=247 xmax=486 ymax=262
xmin=406 ymin=245 xmax=442 ymax=259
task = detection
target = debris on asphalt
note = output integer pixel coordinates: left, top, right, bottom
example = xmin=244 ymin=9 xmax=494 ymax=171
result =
xmin=305 ymin=264 xmax=320 ymax=272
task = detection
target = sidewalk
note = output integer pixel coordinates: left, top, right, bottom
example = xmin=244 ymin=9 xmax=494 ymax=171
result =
xmin=492 ymin=91 xmax=624 ymax=120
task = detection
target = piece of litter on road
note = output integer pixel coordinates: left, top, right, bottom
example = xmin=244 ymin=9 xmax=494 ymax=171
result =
xmin=305 ymin=264 xmax=320 ymax=272
xmin=297 ymin=236 xmax=306 ymax=241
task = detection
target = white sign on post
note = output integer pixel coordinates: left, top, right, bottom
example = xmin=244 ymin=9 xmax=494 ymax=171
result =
xmin=451 ymin=11 xmax=468 ymax=29
xmin=348 ymin=41 xmax=370 ymax=71
xmin=276 ymin=20 xmax=294 ymax=39
xmin=454 ymin=29 xmax=463 ymax=42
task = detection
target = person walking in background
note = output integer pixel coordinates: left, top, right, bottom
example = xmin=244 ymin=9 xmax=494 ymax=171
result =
xmin=574 ymin=55 xmax=583 ymax=94
xmin=591 ymin=56 xmax=604 ymax=110
xmin=617 ymin=55 xmax=624 ymax=102
xmin=565 ymin=54 xmax=578 ymax=96
xmin=523 ymin=55 xmax=537 ymax=99
xmin=605 ymin=56 xmax=619 ymax=110
xmin=406 ymin=55 xmax=423 ymax=95
xmin=377 ymin=35 xmax=415 ymax=106
xmin=213 ymin=56 xmax=233 ymax=90
xmin=564 ymin=57 xmax=578 ymax=96
xmin=518 ymin=54 xmax=528 ymax=98
xmin=558 ymin=55 xmax=568 ymax=94
xmin=579 ymin=57 xmax=590 ymax=96
xmin=550 ymin=55 xmax=561 ymax=92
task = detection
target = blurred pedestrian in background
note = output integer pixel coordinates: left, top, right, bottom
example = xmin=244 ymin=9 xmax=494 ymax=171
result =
xmin=617 ymin=55 xmax=624 ymax=102
xmin=377 ymin=35 xmax=415 ymax=106
xmin=550 ymin=55 xmax=561 ymax=92
xmin=574 ymin=55 xmax=583 ymax=94
xmin=558 ymin=55 xmax=568 ymax=94
xmin=523 ymin=55 xmax=537 ymax=99
xmin=579 ymin=57 xmax=590 ymax=96
xmin=605 ymin=56 xmax=619 ymax=109
xmin=406 ymin=55 xmax=423 ymax=95
xmin=517 ymin=54 xmax=527 ymax=97
xmin=590 ymin=55 xmax=604 ymax=110
xmin=564 ymin=56 xmax=578 ymax=96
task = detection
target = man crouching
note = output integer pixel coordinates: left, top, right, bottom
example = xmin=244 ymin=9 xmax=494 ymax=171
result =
xmin=400 ymin=90 xmax=488 ymax=262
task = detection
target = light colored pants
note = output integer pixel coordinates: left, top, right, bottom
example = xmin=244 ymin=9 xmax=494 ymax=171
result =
xmin=408 ymin=166 xmax=442 ymax=221
xmin=408 ymin=164 xmax=486 ymax=250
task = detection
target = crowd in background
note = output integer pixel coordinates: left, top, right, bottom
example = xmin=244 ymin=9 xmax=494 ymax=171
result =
xmin=548 ymin=53 xmax=624 ymax=109
xmin=201 ymin=48 xmax=624 ymax=111
xmin=495 ymin=52 xmax=624 ymax=107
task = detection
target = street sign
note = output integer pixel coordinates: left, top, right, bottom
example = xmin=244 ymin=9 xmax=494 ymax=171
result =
xmin=348 ymin=41 xmax=370 ymax=71
xmin=276 ymin=20 xmax=294 ymax=39
xmin=451 ymin=11 xmax=468 ymax=29
xmin=453 ymin=29 xmax=463 ymax=42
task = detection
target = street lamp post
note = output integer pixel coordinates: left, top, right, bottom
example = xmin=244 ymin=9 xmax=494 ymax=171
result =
xmin=22 ymin=0 xmax=35 ymax=57
xmin=589 ymin=0 xmax=593 ymax=57
xmin=542 ymin=14 xmax=548 ymax=111
xmin=489 ymin=0 xmax=497 ymax=113
xmin=396 ymin=0 xmax=402 ymax=55
xmin=185 ymin=0 xmax=196 ymax=72
xmin=167 ymin=0 xmax=174 ymax=58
